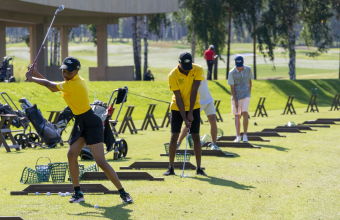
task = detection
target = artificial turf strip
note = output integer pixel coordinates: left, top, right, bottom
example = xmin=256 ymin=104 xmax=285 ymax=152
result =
xmin=1 ymin=107 xmax=340 ymax=219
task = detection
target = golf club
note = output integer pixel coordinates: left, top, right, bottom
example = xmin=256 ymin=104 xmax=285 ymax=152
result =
xmin=180 ymin=128 xmax=190 ymax=178
xmin=26 ymin=5 xmax=65 ymax=81
xmin=235 ymin=106 xmax=239 ymax=141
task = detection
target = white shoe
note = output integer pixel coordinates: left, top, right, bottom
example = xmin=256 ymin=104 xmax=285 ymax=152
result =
xmin=243 ymin=135 xmax=248 ymax=142
xmin=234 ymin=136 xmax=241 ymax=142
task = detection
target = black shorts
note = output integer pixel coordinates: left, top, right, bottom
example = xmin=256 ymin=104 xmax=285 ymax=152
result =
xmin=69 ymin=108 xmax=104 ymax=146
xmin=171 ymin=108 xmax=200 ymax=134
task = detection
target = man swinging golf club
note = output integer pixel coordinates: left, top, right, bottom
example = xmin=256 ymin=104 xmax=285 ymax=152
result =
xmin=164 ymin=52 xmax=206 ymax=176
xmin=228 ymin=55 xmax=253 ymax=142
xmin=26 ymin=57 xmax=133 ymax=204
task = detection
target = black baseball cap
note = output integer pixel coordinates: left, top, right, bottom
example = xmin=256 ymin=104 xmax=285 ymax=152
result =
xmin=179 ymin=52 xmax=193 ymax=70
xmin=60 ymin=57 xmax=81 ymax=72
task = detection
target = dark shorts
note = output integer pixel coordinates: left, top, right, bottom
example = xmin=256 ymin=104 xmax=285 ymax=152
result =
xmin=171 ymin=108 xmax=200 ymax=134
xmin=69 ymin=108 xmax=104 ymax=146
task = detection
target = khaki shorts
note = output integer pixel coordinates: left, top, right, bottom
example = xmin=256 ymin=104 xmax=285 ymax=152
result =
xmin=200 ymin=101 xmax=216 ymax=116
xmin=231 ymin=97 xmax=250 ymax=115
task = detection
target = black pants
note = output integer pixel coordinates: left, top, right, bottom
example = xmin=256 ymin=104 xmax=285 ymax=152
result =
xmin=207 ymin=60 xmax=214 ymax=80
xmin=170 ymin=109 xmax=200 ymax=134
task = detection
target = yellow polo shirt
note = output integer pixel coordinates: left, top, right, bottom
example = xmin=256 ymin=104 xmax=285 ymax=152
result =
xmin=168 ymin=63 xmax=205 ymax=111
xmin=56 ymin=74 xmax=91 ymax=115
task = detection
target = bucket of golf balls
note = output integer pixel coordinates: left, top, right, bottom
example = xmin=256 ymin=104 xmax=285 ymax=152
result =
xmin=35 ymin=157 xmax=52 ymax=182
xmin=49 ymin=162 xmax=69 ymax=183
xmin=175 ymin=153 xmax=191 ymax=162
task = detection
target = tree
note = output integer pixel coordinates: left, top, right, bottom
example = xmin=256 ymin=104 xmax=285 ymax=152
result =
xmin=132 ymin=17 xmax=142 ymax=80
xmin=233 ymin=0 xmax=265 ymax=79
xmin=143 ymin=16 xmax=148 ymax=76
xmin=86 ymin=25 xmax=97 ymax=46
xmin=256 ymin=0 xmax=336 ymax=79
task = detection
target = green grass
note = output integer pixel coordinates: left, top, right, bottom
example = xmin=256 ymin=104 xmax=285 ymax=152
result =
xmin=1 ymin=79 xmax=339 ymax=122
xmin=1 ymin=107 xmax=340 ymax=219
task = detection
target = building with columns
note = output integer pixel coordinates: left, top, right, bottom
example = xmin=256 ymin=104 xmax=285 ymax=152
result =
xmin=0 ymin=0 xmax=178 ymax=81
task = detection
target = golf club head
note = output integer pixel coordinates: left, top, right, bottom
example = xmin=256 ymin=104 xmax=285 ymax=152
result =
xmin=57 ymin=5 xmax=65 ymax=12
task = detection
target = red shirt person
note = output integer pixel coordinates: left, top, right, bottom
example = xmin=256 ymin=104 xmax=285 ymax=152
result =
xmin=204 ymin=45 xmax=215 ymax=80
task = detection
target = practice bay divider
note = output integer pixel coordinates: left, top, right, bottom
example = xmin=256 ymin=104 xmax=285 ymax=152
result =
xmin=81 ymin=171 xmax=164 ymax=181
xmin=329 ymin=94 xmax=340 ymax=111
xmin=120 ymin=161 xmax=203 ymax=170
xmin=218 ymin=136 xmax=270 ymax=142
xmin=160 ymin=149 xmax=234 ymax=157
xmin=140 ymin=104 xmax=160 ymax=131
xmin=11 ymin=184 xmax=118 ymax=195
xmin=118 ymin=105 xmax=138 ymax=134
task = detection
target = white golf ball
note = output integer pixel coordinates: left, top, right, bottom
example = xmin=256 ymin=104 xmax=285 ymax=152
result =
xmin=65 ymin=192 xmax=70 ymax=196
xmin=184 ymin=175 xmax=188 ymax=178
xmin=35 ymin=192 xmax=39 ymax=195
xmin=94 ymin=205 xmax=99 ymax=208
xmin=58 ymin=192 xmax=62 ymax=196
xmin=61 ymin=193 xmax=65 ymax=197
xmin=46 ymin=192 xmax=51 ymax=196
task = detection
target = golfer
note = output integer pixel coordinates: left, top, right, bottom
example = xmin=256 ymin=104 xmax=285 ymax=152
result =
xmin=204 ymin=45 xmax=215 ymax=80
xmin=228 ymin=55 xmax=253 ymax=142
xmin=177 ymin=76 xmax=218 ymax=149
xmin=164 ymin=52 xmax=206 ymax=176
xmin=26 ymin=57 xmax=133 ymax=204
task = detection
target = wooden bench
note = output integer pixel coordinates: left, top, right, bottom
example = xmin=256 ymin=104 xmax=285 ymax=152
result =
xmin=329 ymin=94 xmax=340 ymax=111
xmin=140 ymin=104 xmax=160 ymax=131
xmin=253 ymin=97 xmax=268 ymax=117
xmin=0 ymin=114 xmax=20 ymax=152
xmin=305 ymin=94 xmax=319 ymax=113
xmin=47 ymin=111 xmax=61 ymax=124
xmin=118 ymin=106 xmax=138 ymax=134
xmin=214 ymin=100 xmax=223 ymax=122
xmin=282 ymin=95 xmax=296 ymax=115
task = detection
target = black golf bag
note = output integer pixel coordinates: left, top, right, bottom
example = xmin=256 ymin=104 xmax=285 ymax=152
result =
xmin=25 ymin=104 xmax=61 ymax=148
xmin=56 ymin=106 xmax=75 ymax=136
xmin=0 ymin=56 xmax=14 ymax=82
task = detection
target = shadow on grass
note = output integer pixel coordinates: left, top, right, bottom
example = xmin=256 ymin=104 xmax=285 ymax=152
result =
xmin=265 ymin=79 xmax=340 ymax=107
xmin=190 ymin=176 xmax=255 ymax=190
xmin=68 ymin=202 xmax=132 ymax=220
xmin=210 ymin=81 xmax=231 ymax=95
xmin=257 ymin=144 xmax=290 ymax=152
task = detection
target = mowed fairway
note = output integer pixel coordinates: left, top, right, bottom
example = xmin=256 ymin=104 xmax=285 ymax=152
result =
xmin=1 ymin=82 xmax=340 ymax=219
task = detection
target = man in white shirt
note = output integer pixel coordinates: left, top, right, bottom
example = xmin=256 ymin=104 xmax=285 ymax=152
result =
xmin=177 ymin=77 xmax=218 ymax=148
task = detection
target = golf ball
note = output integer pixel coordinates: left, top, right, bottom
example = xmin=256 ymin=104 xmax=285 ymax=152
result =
xmin=61 ymin=193 xmax=65 ymax=197
xmin=58 ymin=192 xmax=62 ymax=196
xmin=65 ymin=192 xmax=70 ymax=196
xmin=46 ymin=192 xmax=51 ymax=196
xmin=35 ymin=192 xmax=39 ymax=195
xmin=94 ymin=205 xmax=99 ymax=208
xmin=184 ymin=175 xmax=188 ymax=178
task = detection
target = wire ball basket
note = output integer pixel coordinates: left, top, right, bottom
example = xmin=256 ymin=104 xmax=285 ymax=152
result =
xmin=35 ymin=157 xmax=51 ymax=182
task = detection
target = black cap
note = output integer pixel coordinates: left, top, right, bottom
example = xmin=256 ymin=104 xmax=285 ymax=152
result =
xmin=60 ymin=57 xmax=81 ymax=72
xmin=179 ymin=52 xmax=193 ymax=70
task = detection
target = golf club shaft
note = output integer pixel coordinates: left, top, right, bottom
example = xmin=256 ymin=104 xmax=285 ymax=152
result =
xmin=236 ymin=106 xmax=238 ymax=137
xmin=128 ymin=92 xmax=170 ymax=104
xmin=26 ymin=9 xmax=60 ymax=81
xmin=181 ymin=128 xmax=190 ymax=176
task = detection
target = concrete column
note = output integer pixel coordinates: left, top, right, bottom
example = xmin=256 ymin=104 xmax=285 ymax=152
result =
xmin=96 ymin=24 xmax=107 ymax=81
xmin=30 ymin=24 xmax=47 ymax=76
xmin=0 ymin=21 xmax=6 ymax=60
xmin=60 ymin=26 xmax=68 ymax=61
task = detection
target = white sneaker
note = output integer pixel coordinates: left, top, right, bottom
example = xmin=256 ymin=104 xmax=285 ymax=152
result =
xmin=243 ymin=135 xmax=248 ymax=142
xmin=234 ymin=136 xmax=241 ymax=142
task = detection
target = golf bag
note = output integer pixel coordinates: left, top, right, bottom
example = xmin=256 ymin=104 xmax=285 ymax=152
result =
xmin=0 ymin=56 xmax=14 ymax=82
xmin=56 ymin=106 xmax=75 ymax=136
xmin=79 ymin=87 xmax=129 ymax=160
xmin=25 ymin=104 xmax=61 ymax=148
